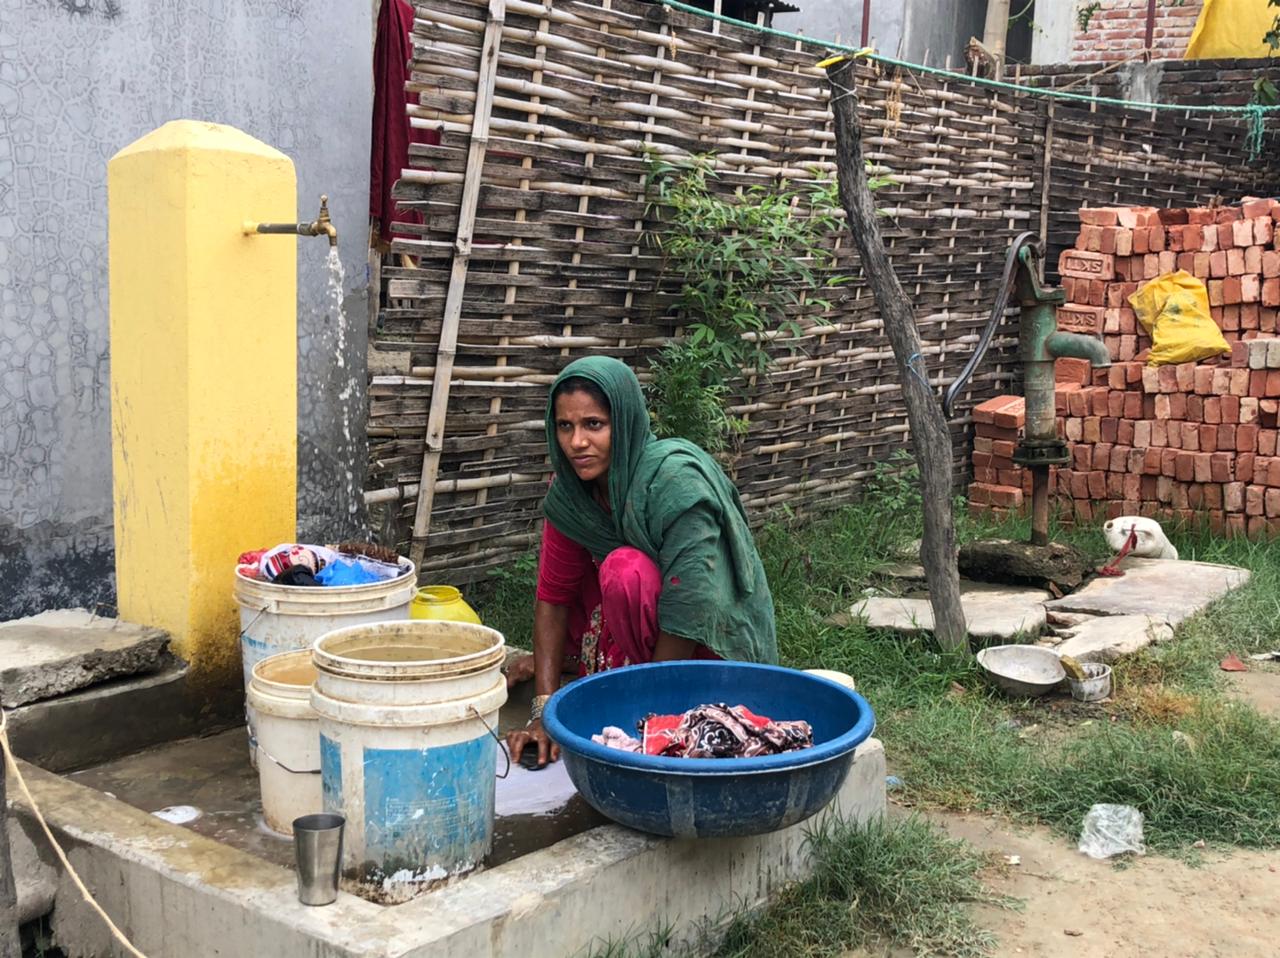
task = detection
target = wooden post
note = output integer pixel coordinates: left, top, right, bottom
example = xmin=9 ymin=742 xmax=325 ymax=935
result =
xmin=826 ymin=60 xmax=968 ymax=653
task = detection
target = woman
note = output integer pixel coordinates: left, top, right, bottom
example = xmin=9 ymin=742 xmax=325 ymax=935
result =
xmin=505 ymin=356 xmax=777 ymax=766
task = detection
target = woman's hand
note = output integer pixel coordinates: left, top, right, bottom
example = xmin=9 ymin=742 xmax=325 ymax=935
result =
xmin=505 ymin=719 xmax=561 ymax=768
xmin=505 ymin=653 xmax=536 ymax=689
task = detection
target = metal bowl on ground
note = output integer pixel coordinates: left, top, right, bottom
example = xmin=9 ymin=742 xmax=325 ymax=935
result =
xmin=541 ymin=661 xmax=876 ymax=839
xmin=976 ymin=644 xmax=1066 ymax=698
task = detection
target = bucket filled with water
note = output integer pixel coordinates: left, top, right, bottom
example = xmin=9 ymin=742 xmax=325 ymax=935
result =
xmin=310 ymin=620 xmax=507 ymax=886
xmin=246 ymin=649 xmax=323 ymax=835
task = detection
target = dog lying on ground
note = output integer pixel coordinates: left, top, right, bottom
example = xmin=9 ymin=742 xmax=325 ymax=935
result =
xmin=1102 ymin=516 xmax=1178 ymax=560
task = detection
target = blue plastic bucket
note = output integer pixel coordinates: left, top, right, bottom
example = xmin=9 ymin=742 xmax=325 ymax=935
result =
xmin=310 ymin=620 xmax=507 ymax=885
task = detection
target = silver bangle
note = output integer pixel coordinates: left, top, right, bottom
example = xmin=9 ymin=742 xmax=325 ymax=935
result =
xmin=528 ymin=694 xmax=552 ymax=725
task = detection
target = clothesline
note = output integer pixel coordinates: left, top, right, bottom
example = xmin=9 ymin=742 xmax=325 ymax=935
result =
xmin=659 ymin=0 xmax=1280 ymax=118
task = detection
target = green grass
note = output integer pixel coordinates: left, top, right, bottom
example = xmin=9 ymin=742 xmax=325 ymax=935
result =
xmin=715 ymin=815 xmax=1007 ymax=958
xmin=470 ymin=469 xmax=1280 ymax=955
xmin=582 ymin=815 xmax=1006 ymax=958
xmin=754 ymin=492 xmax=1280 ymax=854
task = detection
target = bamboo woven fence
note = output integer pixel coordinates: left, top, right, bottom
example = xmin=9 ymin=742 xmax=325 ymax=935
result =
xmin=366 ymin=0 xmax=1276 ymax=581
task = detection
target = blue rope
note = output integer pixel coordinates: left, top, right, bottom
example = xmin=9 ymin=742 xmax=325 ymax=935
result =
xmin=906 ymin=352 xmax=933 ymax=391
xmin=1246 ymin=103 xmax=1269 ymax=161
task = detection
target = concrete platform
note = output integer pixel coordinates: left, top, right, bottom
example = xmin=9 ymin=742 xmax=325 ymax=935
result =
xmin=0 ymin=609 xmax=169 ymax=707
xmin=851 ymin=582 xmax=1051 ymax=640
xmin=6 ymin=663 xmax=243 ymax=773
xmin=16 ymin=738 xmax=886 ymax=958
xmin=1051 ymin=614 xmax=1175 ymax=664
xmin=68 ymin=725 xmax=607 ymax=874
xmin=856 ymin=556 xmax=1250 ymax=662
xmin=1044 ymin=557 xmax=1250 ymax=627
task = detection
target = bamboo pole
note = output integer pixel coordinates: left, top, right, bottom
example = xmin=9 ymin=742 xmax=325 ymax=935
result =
xmin=409 ymin=0 xmax=508 ymax=566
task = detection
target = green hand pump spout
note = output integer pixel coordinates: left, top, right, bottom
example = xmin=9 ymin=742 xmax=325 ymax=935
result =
xmin=943 ymin=232 xmax=1111 ymax=547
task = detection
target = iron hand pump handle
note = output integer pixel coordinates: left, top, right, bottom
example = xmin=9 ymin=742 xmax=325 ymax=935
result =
xmin=941 ymin=230 xmax=1044 ymax=419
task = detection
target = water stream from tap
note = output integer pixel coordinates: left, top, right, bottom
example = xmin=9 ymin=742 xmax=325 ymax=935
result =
xmin=325 ymin=247 xmax=346 ymax=369
xmin=325 ymin=248 xmax=360 ymax=519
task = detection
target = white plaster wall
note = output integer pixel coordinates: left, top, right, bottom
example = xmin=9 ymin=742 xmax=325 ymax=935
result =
xmin=0 ymin=0 xmax=373 ymax=618
xmin=1030 ymin=0 xmax=1074 ymax=64
xmin=775 ymin=0 xmax=987 ymax=66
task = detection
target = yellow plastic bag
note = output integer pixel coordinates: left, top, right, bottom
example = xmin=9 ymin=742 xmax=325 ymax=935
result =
xmin=1185 ymin=0 xmax=1274 ymax=60
xmin=1128 ymin=271 xmax=1230 ymax=366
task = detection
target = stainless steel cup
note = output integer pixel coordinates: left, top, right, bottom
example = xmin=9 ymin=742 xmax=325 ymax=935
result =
xmin=292 ymin=813 xmax=344 ymax=905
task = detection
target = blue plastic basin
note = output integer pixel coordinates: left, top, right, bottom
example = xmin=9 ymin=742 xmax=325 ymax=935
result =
xmin=542 ymin=661 xmax=876 ymax=838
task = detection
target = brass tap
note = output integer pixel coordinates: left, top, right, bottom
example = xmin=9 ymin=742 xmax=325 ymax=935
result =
xmin=309 ymin=195 xmax=338 ymax=248
xmin=243 ymin=194 xmax=338 ymax=248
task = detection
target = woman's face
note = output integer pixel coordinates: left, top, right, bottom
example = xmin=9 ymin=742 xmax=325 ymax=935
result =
xmin=554 ymin=389 xmax=612 ymax=486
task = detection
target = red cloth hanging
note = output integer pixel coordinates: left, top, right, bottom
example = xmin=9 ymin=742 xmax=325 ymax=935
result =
xmin=370 ymin=0 xmax=440 ymax=246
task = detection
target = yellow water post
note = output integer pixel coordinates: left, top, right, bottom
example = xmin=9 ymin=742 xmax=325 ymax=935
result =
xmin=109 ymin=120 xmax=297 ymax=679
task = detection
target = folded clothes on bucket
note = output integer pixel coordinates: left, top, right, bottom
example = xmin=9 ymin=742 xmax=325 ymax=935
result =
xmin=235 ymin=544 xmax=403 ymax=586
xmin=593 ymin=703 xmax=813 ymax=758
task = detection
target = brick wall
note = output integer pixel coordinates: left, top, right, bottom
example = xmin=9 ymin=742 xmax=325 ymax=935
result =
xmin=967 ymin=199 xmax=1280 ymax=539
xmin=1070 ymin=0 xmax=1204 ymax=63
xmin=1024 ymin=56 xmax=1276 ymax=108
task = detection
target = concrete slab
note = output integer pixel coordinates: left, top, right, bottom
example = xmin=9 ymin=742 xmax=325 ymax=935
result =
xmin=6 ymin=663 xmax=242 ymax=773
xmin=0 ymin=609 xmax=169 ymax=707
xmin=20 ymin=739 xmax=886 ymax=958
xmin=1044 ymin=558 xmax=1250 ymax=627
xmin=1051 ymin=614 xmax=1174 ymax=664
xmin=851 ymin=583 xmax=1051 ymax=639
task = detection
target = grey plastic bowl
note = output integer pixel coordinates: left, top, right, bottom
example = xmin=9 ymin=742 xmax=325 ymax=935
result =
xmin=976 ymin=644 xmax=1065 ymax=698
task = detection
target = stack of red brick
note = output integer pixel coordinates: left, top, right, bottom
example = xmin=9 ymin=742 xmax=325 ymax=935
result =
xmin=967 ymin=341 xmax=1280 ymax=537
xmin=966 ymin=201 xmax=1280 ymax=538
xmin=969 ymin=396 xmax=1033 ymax=520
xmin=1061 ymin=199 xmax=1280 ymax=361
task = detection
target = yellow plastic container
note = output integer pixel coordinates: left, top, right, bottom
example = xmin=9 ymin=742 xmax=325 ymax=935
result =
xmin=410 ymin=585 xmax=482 ymax=624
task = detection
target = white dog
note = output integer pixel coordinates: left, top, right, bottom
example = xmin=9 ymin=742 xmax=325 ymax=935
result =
xmin=1103 ymin=516 xmax=1178 ymax=560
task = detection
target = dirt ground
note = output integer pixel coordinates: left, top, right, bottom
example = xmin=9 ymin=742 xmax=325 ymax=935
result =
xmin=1225 ymin=663 xmax=1280 ymax=720
xmin=846 ymin=669 xmax=1280 ymax=958
xmin=931 ymin=810 xmax=1280 ymax=958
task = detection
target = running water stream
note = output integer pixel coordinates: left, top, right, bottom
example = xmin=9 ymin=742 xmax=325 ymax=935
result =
xmin=324 ymin=247 xmax=361 ymax=522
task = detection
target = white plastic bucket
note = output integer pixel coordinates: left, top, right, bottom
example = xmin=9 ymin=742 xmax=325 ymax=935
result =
xmin=311 ymin=620 xmax=507 ymax=884
xmin=246 ymin=650 xmax=322 ymax=835
xmin=233 ymin=560 xmax=416 ymax=695
xmin=805 ymin=669 xmax=857 ymax=691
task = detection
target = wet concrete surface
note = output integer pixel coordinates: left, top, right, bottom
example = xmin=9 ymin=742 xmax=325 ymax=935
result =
xmin=70 ymin=726 xmax=298 ymax=869
xmin=68 ymin=676 xmax=604 ymax=875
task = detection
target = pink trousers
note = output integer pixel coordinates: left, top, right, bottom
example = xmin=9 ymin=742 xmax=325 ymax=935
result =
xmin=595 ymin=547 xmax=718 ymax=671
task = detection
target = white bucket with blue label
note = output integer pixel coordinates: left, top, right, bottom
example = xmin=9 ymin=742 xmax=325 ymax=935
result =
xmin=310 ymin=619 xmax=507 ymax=886
xmin=233 ymin=560 xmax=417 ymax=696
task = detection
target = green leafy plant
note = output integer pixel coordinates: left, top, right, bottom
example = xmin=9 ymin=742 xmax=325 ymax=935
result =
xmin=1076 ymin=1 xmax=1102 ymax=33
xmin=864 ymin=448 xmax=923 ymax=518
xmin=1253 ymin=75 xmax=1279 ymax=105
xmin=643 ymin=154 xmax=885 ymax=451
xmin=645 ymin=154 xmax=844 ymax=374
xmin=646 ymin=341 xmax=747 ymax=452
xmin=1267 ymin=0 xmax=1280 ymax=51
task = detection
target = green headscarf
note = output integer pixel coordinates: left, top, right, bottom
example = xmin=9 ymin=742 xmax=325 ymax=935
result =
xmin=542 ymin=356 xmax=777 ymax=665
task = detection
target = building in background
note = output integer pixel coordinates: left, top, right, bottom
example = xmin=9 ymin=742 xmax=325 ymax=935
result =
xmin=1 ymin=0 xmax=374 ymax=619
xmin=775 ymin=0 xmax=1032 ymax=68
xmin=776 ymin=0 xmax=1228 ymax=68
